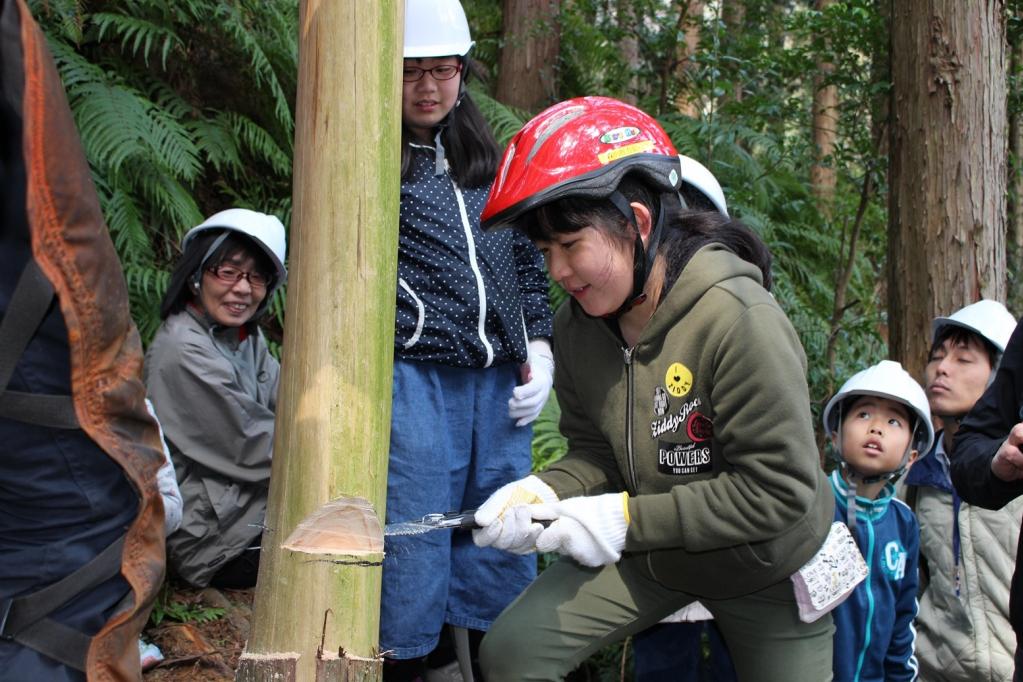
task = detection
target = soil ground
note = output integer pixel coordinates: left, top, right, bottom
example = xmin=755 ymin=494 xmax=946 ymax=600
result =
xmin=142 ymin=581 xmax=253 ymax=681
xmin=138 ymin=580 xmax=625 ymax=681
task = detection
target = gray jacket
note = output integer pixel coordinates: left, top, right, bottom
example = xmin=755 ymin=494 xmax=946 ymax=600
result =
xmin=144 ymin=308 xmax=278 ymax=586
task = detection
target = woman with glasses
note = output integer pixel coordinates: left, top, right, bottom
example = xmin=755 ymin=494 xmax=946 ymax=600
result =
xmin=382 ymin=1 xmax=553 ymax=679
xmin=144 ymin=208 xmax=287 ymax=589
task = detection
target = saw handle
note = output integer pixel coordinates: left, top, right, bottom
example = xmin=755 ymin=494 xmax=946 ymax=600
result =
xmin=437 ymin=510 xmax=553 ymax=531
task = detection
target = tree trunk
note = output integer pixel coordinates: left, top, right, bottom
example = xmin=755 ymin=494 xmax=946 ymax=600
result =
xmin=235 ymin=1 xmax=403 ymax=679
xmin=617 ymin=0 xmax=640 ymax=105
xmin=811 ymin=0 xmax=838 ymax=212
xmin=1009 ymin=37 xmax=1023 ymax=313
xmin=496 ymin=0 xmax=560 ymax=110
xmin=673 ymin=0 xmax=704 ymax=118
xmin=888 ymin=0 xmax=1007 ymax=380
xmin=721 ymin=0 xmax=745 ymax=105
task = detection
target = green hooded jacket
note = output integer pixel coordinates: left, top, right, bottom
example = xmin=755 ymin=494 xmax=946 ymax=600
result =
xmin=538 ymin=244 xmax=833 ymax=599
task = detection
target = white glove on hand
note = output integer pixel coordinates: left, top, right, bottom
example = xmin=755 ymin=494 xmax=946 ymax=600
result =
xmin=509 ymin=338 xmax=554 ymax=427
xmin=473 ymin=475 xmax=558 ymax=553
xmin=533 ymin=492 xmax=631 ymax=567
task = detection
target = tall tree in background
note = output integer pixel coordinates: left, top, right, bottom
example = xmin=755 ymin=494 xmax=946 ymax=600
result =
xmin=721 ymin=0 xmax=746 ymax=106
xmin=235 ymin=0 xmax=402 ymax=679
xmin=888 ymin=0 xmax=1008 ymax=380
xmin=1009 ymin=11 xmax=1023 ymax=311
xmin=673 ymin=0 xmax=704 ymax=117
xmin=617 ymin=0 xmax=640 ymax=104
xmin=811 ymin=0 xmax=838 ymax=211
xmin=496 ymin=0 xmax=560 ymax=109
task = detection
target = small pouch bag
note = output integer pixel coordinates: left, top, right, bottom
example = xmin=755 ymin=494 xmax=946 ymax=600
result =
xmin=790 ymin=521 xmax=868 ymax=623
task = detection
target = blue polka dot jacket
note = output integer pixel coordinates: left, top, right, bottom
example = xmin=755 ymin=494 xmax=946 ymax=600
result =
xmin=395 ymin=142 xmax=553 ymax=368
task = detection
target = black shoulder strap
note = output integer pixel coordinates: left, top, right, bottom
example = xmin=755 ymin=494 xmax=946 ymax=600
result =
xmin=0 ymin=259 xmax=79 ymax=428
xmin=0 ymin=535 xmax=126 ymax=671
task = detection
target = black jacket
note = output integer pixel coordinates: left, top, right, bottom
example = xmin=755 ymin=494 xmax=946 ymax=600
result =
xmin=951 ymin=322 xmax=1023 ymax=635
xmin=395 ymin=142 xmax=552 ymax=368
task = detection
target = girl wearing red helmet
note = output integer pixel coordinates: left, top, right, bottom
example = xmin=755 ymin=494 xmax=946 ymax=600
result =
xmin=472 ymin=97 xmax=835 ymax=681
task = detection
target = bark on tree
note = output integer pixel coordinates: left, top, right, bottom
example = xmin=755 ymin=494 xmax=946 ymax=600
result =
xmin=811 ymin=0 xmax=838 ymax=212
xmin=673 ymin=1 xmax=704 ymax=118
xmin=1009 ymin=38 xmax=1023 ymax=313
xmin=888 ymin=0 xmax=1007 ymax=380
xmin=235 ymin=1 xmax=403 ymax=680
xmin=617 ymin=0 xmax=640 ymax=105
xmin=721 ymin=0 xmax=745 ymax=105
xmin=496 ymin=0 xmax=560 ymax=110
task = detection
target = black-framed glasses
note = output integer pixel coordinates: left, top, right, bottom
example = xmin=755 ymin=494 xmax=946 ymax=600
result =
xmin=402 ymin=63 xmax=462 ymax=83
xmin=207 ymin=264 xmax=270 ymax=289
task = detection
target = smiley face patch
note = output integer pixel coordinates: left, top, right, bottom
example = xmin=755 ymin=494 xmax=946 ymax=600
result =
xmin=665 ymin=362 xmax=693 ymax=397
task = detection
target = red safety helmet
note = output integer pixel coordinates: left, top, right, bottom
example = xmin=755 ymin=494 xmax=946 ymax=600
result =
xmin=481 ymin=96 xmax=726 ymax=230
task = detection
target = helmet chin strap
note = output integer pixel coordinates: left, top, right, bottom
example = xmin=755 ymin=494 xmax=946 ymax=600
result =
xmin=835 ymin=407 xmax=918 ymax=530
xmin=600 ymin=190 xmax=679 ymax=321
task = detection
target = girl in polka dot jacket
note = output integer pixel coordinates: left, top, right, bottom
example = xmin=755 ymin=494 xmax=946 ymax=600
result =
xmin=379 ymin=0 xmax=554 ymax=677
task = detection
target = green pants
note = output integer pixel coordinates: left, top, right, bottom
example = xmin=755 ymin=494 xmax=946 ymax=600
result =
xmin=479 ymin=554 xmax=834 ymax=681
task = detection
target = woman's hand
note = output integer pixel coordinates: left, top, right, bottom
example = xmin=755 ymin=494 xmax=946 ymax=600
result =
xmin=508 ymin=339 xmax=555 ymax=427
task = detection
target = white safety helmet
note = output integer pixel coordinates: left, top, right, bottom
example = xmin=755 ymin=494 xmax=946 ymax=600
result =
xmin=932 ymin=299 xmax=1016 ymax=354
xmin=678 ymin=154 xmax=728 ymax=217
xmin=182 ymin=208 xmax=288 ymax=289
xmin=823 ymin=360 xmax=935 ymax=464
xmin=404 ymin=0 xmax=474 ymax=59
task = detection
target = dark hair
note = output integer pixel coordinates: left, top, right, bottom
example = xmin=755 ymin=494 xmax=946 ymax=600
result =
xmin=160 ymin=230 xmax=275 ymax=319
xmin=400 ymin=58 xmax=500 ymax=189
xmin=928 ymin=326 xmax=999 ymax=368
xmin=523 ymin=175 xmax=773 ymax=296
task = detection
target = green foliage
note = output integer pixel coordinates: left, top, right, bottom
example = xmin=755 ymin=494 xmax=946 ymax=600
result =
xmin=30 ymin=0 xmax=297 ymax=345
xmin=148 ymin=583 xmax=225 ymax=627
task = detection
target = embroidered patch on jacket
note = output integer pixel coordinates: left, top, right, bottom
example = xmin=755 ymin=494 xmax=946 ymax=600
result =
xmin=653 ymin=386 xmax=670 ymax=416
xmin=651 ymin=397 xmax=701 ymax=439
xmin=685 ymin=411 xmax=713 ymax=442
xmin=664 ymin=362 xmax=693 ymax=397
xmin=657 ymin=441 xmax=712 ymax=475
xmin=882 ymin=540 xmax=908 ymax=581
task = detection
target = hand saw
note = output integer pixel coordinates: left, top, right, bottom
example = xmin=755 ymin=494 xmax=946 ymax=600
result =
xmin=383 ymin=510 xmax=480 ymax=536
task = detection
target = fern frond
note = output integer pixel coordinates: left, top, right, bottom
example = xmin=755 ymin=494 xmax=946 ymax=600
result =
xmin=188 ymin=115 xmax=244 ymax=175
xmin=225 ymin=112 xmax=291 ymax=176
xmin=129 ymin=162 xmax=204 ymax=237
xmin=91 ymin=12 xmax=183 ymax=69
xmin=472 ymin=88 xmax=531 ymax=146
xmin=215 ymin=3 xmax=294 ymax=136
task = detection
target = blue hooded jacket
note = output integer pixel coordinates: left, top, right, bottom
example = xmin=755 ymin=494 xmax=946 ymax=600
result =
xmin=830 ymin=470 xmax=920 ymax=681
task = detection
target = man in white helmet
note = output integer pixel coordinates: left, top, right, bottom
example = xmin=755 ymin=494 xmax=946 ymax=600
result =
xmin=903 ymin=300 xmax=1021 ymax=681
xmin=950 ymin=308 xmax=1023 ymax=681
xmin=822 ymin=359 xmax=934 ymax=681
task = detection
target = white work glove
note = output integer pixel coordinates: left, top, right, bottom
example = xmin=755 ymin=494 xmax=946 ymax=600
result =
xmin=533 ymin=492 xmax=631 ymax=567
xmin=508 ymin=338 xmax=554 ymax=427
xmin=473 ymin=475 xmax=558 ymax=553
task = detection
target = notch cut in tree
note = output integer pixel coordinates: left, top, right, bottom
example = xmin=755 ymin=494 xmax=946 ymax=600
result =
xmin=281 ymin=497 xmax=384 ymax=556
xmin=235 ymin=1 xmax=403 ymax=680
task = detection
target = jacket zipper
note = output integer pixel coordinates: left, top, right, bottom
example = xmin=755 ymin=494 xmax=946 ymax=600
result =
xmin=450 ymin=173 xmax=494 ymax=368
xmin=623 ymin=346 xmax=638 ymax=493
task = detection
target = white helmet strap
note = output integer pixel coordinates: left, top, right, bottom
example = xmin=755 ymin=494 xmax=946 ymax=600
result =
xmin=834 ymin=400 xmax=919 ymax=531
xmin=190 ymin=230 xmax=231 ymax=289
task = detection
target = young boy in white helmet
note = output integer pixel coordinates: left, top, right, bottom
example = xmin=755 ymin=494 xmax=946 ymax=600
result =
xmin=902 ymin=300 xmax=1020 ymax=681
xmin=822 ymin=360 xmax=934 ymax=681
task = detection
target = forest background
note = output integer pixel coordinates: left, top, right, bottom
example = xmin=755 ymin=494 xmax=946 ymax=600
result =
xmin=26 ymin=0 xmax=1023 ymax=518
